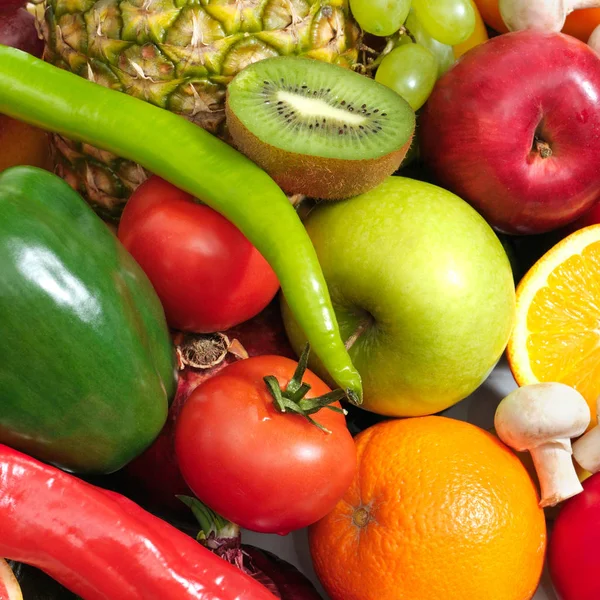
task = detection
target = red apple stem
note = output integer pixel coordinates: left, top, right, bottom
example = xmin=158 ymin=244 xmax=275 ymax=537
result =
xmin=534 ymin=138 xmax=553 ymax=159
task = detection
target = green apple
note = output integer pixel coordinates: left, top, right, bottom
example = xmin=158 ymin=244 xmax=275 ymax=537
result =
xmin=281 ymin=177 xmax=515 ymax=417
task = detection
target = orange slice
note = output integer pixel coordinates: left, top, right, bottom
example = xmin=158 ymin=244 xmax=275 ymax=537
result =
xmin=508 ymin=225 xmax=600 ymax=427
xmin=0 ymin=559 xmax=22 ymax=600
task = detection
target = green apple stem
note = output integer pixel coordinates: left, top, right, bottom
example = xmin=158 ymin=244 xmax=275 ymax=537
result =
xmin=345 ymin=313 xmax=375 ymax=351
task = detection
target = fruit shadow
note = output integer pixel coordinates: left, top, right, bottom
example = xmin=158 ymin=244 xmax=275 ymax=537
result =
xmin=536 ymin=562 xmax=559 ymax=600
xmin=239 ymin=527 xmax=330 ymax=598
xmin=442 ymin=353 xmax=518 ymax=431
xmin=290 ymin=529 xmax=330 ymax=597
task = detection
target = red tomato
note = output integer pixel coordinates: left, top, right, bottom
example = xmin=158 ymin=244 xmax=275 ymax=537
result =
xmin=548 ymin=472 xmax=600 ymax=600
xmin=174 ymin=355 xmax=357 ymax=535
xmin=118 ymin=177 xmax=280 ymax=333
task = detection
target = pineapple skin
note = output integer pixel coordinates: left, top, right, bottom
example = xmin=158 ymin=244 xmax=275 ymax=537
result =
xmin=34 ymin=0 xmax=362 ymax=220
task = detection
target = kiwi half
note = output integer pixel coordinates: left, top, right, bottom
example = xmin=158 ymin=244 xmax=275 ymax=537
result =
xmin=226 ymin=57 xmax=415 ymax=200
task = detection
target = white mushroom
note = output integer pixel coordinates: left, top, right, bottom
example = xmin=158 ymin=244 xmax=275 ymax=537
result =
xmin=499 ymin=0 xmax=600 ymax=33
xmin=588 ymin=25 xmax=600 ymax=54
xmin=573 ymin=395 xmax=600 ymax=473
xmin=494 ymin=383 xmax=590 ymax=508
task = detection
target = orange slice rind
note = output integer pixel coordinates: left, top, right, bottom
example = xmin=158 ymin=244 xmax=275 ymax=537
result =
xmin=508 ymin=224 xmax=600 ymax=426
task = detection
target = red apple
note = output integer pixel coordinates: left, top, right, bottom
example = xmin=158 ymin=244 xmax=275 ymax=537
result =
xmin=548 ymin=472 xmax=600 ymax=600
xmin=419 ymin=31 xmax=600 ymax=235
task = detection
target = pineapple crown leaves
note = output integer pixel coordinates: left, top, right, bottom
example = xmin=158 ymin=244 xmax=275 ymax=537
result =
xmin=263 ymin=344 xmax=348 ymax=434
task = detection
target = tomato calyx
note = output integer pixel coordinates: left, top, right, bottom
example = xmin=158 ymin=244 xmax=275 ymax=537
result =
xmin=263 ymin=345 xmax=348 ymax=434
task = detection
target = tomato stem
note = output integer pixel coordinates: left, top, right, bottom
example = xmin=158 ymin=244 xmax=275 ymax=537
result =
xmin=263 ymin=344 xmax=348 ymax=434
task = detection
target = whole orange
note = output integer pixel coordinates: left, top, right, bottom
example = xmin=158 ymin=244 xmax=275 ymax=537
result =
xmin=473 ymin=0 xmax=508 ymax=33
xmin=564 ymin=9 xmax=600 ymax=41
xmin=309 ymin=417 xmax=546 ymax=600
xmin=474 ymin=0 xmax=600 ymax=40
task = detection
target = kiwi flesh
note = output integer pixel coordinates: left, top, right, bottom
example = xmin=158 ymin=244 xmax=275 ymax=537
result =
xmin=225 ymin=57 xmax=415 ymax=200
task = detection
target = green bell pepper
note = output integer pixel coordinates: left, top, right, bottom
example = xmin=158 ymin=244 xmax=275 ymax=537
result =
xmin=0 ymin=166 xmax=177 ymax=474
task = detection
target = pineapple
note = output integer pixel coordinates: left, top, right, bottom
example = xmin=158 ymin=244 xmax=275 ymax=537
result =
xmin=34 ymin=0 xmax=362 ymax=220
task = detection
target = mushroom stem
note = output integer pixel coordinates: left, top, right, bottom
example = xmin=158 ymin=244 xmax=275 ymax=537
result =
xmin=531 ymin=441 xmax=583 ymax=507
xmin=573 ymin=424 xmax=600 ymax=474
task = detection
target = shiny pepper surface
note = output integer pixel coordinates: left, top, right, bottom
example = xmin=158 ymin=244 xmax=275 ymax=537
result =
xmin=0 ymin=167 xmax=177 ymax=473
xmin=0 ymin=444 xmax=276 ymax=600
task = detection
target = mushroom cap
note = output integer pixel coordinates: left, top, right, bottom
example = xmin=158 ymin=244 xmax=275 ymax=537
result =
xmin=499 ymin=0 xmax=568 ymax=32
xmin=494 ymin=382 xmax=591 ymax=451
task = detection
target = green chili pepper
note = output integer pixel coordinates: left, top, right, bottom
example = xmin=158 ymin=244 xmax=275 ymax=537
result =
xmin=0 ymin=45 xmax=362 ymax=402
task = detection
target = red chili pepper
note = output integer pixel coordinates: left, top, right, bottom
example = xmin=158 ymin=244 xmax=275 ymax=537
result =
xmin=0 ymin=444 xmax=276 ymax=600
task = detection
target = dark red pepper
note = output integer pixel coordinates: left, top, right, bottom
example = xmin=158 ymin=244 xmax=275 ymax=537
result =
xmin=0 ymin=444 xmax=276 ymax=600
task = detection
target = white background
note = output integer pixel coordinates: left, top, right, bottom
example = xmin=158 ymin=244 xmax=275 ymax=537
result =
xmin=242 ymin=357 xmax=559 ymax=600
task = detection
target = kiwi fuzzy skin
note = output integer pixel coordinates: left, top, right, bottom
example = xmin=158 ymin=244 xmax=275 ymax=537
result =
xmin=226 ymin=97 xmax=414 ymax=200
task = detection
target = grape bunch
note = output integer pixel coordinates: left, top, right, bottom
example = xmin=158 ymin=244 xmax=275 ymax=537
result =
xmin=350 ymin=0 xmax=477 ymax=110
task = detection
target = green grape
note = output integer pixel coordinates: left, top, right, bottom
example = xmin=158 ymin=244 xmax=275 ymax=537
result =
xmin=375 ymin=43 xmax=438 ymax=111
xmin=404 ymin=10 xmax=455 ymax=78
xmin=349 ymin=0 xmax=412 ymax=37
xmin=411 ymin=0 xmax=476 ymax=46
